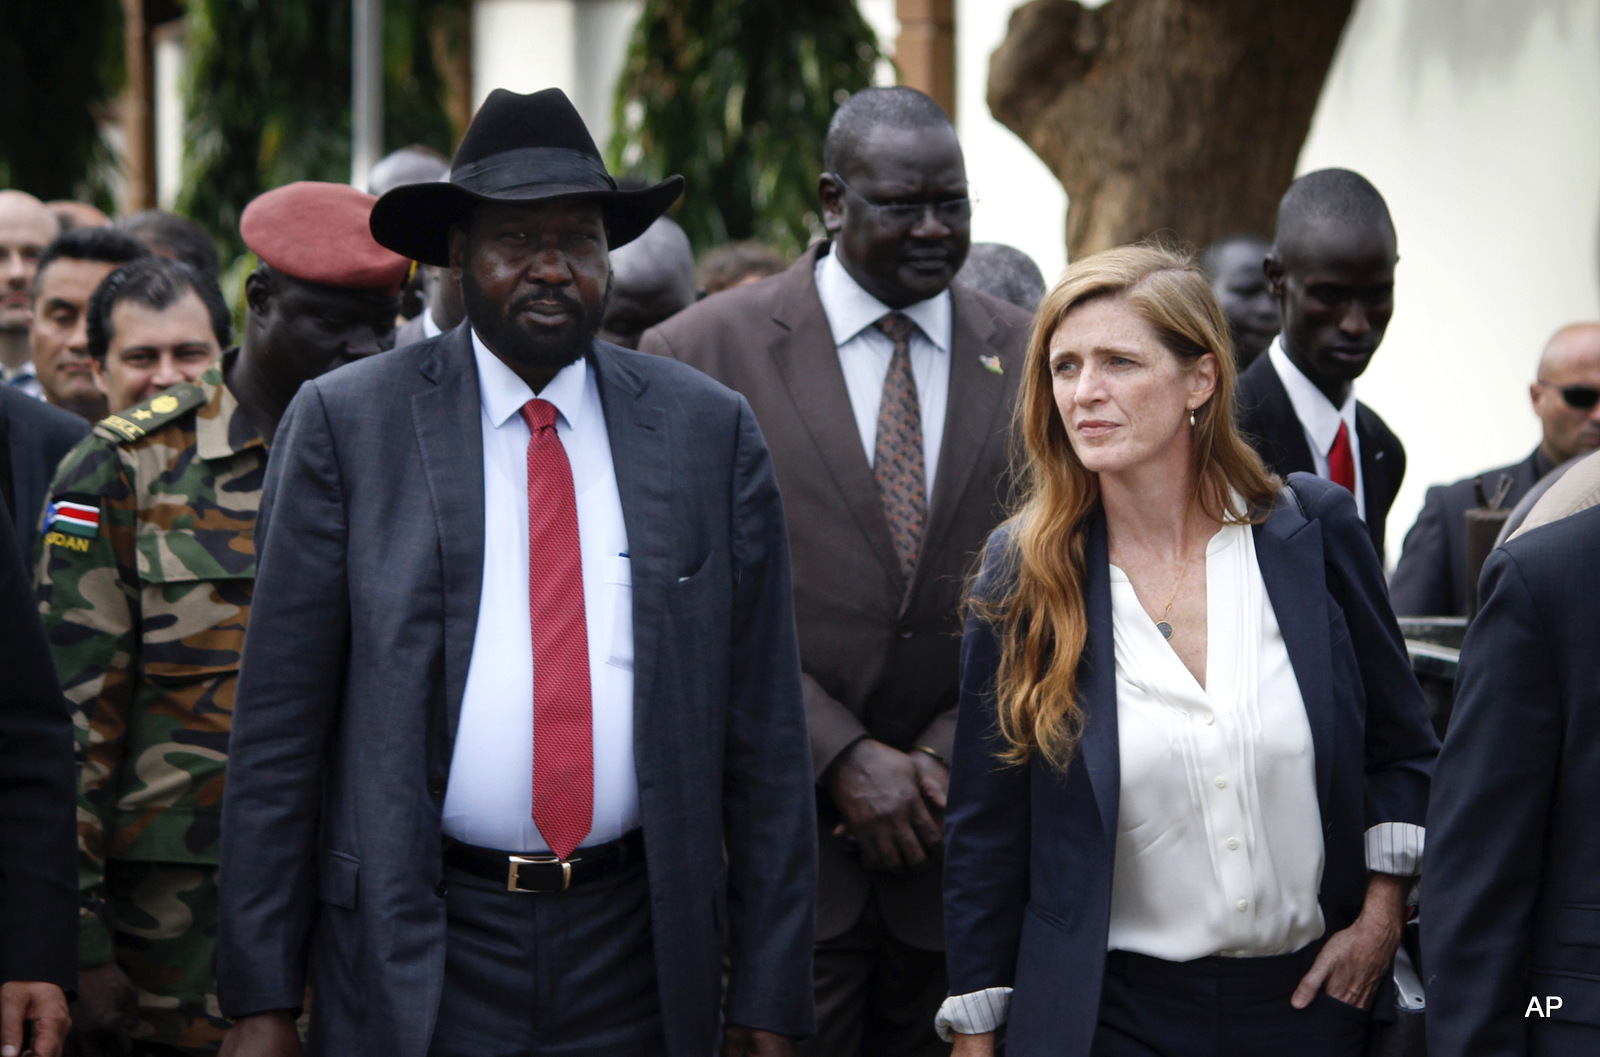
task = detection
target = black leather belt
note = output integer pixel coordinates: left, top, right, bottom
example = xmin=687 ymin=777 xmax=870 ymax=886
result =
xmin=444 ymin=829 xmax=644 ymax=893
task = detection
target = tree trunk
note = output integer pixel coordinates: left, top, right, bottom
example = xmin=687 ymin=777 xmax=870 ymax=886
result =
xmin=988 ymin=0 xmax=1354 ymax=260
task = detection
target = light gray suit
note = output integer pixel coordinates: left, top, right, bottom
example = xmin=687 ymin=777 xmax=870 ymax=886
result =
xmin=215 ymin=325 xmax=817 ymax=1055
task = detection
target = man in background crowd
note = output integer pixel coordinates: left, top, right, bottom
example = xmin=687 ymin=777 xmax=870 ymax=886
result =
xmin=48 ymin=201 xmax=110 ymax=232
xmin=37 ymin=181 xmax=407 ymax=1057
xmin=30 ymin=228 xmax=149 ymax=421
xmin=0 ymin=190 xmax=61 ymax=395
xmin=643 ymin=85 xmax=1031 ymax=1057
xmin=699 ymin=241 xmax=788 ymax=296
xmin=117 ymin=210 xmax=223 ymax=279
xmin=371 ymin=146 xmax=466 ymax=349
xmin=1390 ymin=321 xmax=1600 ymax=615
xmin=1236 ymin=169 xmax=1405 ymax=563
xmin=954 ymin=241 xmax=1045 ymax=312
xmin=599 ymin=215 xmax=697 ymax=349
xmin=1201 ymin=232 xmax=1278 ymax=370
xmin=86 ymin=256 xmax=231 ymax=415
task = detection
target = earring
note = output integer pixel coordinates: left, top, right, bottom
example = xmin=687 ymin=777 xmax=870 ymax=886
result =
xmin=1189 ymin=408 xmax=1196 ymax=427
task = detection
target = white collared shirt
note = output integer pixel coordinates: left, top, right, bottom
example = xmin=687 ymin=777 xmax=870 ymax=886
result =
xmin=441 ymin=333 xmax=638 ymax=853
xmin=421 ymin=310 xmax=443 ymax=340
xmin=2 ymin=360 xmax=44 ymax=400
xmin=814 ymin=249 xmax=951 ymax=497
xmin=1267 ymin=336 xmax=1365 ymax=520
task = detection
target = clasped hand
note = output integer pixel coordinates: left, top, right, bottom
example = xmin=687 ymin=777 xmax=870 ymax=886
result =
xmin=823 ymin=739 xmax=948 ymax=874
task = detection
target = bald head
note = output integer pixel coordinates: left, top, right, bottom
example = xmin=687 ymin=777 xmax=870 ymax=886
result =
xmin=599 ymin=216 xmax=696 ymax=350
xmin=1533 ymin=322 xmax=1600 ymax=465
xmin=367 ymin=145 xmax=450 ymax=197
xmin=0 ymin=190 xmax=61 ymax=337
xmin=956 ymin=242 xmax=1045 ymax=311
xmin=822 ymin=86 xmax=954 ymax=185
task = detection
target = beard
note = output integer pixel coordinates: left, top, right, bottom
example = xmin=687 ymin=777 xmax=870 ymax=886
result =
xmin=460 ymin=269 xmax=610 ymax=375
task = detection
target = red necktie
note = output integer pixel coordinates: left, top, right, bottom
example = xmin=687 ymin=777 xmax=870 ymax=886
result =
xmin=1328 ymin=419 xmax=1356 ymax=494
xmin=520 ymin=399 xmax=592 ymax=860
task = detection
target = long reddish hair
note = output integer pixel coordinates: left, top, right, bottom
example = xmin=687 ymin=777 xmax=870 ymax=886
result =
xmin=973 ymin=244 xmax=1279 ymax=769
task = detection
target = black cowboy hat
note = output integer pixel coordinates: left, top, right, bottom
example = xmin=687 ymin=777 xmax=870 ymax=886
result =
xmin=369 ymin=87 xmax=683 ymax=267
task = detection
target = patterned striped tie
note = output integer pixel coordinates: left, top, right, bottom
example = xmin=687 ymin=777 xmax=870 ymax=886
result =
xmin=872 ymin=312 xmax=927 ymax=582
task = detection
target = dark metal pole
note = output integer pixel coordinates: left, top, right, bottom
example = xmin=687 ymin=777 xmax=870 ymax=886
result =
xmin=352 ymin=0 xmax=383 ymax=188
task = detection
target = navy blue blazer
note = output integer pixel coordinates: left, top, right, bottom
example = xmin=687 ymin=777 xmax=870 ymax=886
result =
xmin=1422 ymin=503 xmax=1600 ymax=1056
xmin=943 ymin=475 xmax=1437 ymax=1057
xmin=216 ymin=328 xmax=817 ymax=1056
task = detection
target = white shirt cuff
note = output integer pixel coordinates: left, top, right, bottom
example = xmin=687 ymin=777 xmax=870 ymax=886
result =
xmin=1365 ymin=822 xmax=1425 ymax=876
xmin=935 ymin=987 xmax=1013 ymax=1041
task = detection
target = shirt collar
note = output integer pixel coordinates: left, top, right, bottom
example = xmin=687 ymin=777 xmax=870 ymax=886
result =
xmin=1267 ymin=335 xmax=1356 ymax=456
xmin=814 ymin=246 xmax=951 ymax=353
xmin=422 ymin=311 xmax=442 ymax=340
xmin=202 ymin=350 xmax=266 ymax=460
xmin=471 ymin=328 xmax=588 ymax=432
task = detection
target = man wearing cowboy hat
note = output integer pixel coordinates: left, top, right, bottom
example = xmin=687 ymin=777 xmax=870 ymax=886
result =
xmin=213 ymin=89 xmax=816 ymax=1057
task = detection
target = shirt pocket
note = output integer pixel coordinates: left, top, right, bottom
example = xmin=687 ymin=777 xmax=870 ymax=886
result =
xmin=135 ymin=527 xmax=255 ymax=682
xmin=604 ymin=554 xmax=633 ymax=671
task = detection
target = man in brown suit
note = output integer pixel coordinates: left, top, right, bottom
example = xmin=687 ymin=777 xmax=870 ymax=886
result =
xmin=640 ymin=87 xmax=1030 ymax=1057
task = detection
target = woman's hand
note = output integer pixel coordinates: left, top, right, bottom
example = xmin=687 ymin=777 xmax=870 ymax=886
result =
xmin=950 ymin=1031 xmax=996 ymax=1057
xmin=1291 ymin=872 xmax=1408 ymax=1010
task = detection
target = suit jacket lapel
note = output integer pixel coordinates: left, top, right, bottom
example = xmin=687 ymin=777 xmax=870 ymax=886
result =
xmin=410 ymin=326 xmax=485 ymax=748
xmin=1258 ymin=360 xmax=1319 ymax=476
xmin=922 ymin=286 xmax=1009 ymax=578
xmin=1077 ymin=509 xmax=1121 ymax=849
xmin=590 ymin=343 xmax=670 ymax=779
xmin=1253 ymin=502 xmax=1336 ymax=808
xmin=767 ymin=245 xmax=903 ymax=591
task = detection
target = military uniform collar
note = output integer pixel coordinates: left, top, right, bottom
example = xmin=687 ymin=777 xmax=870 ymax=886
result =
xmin=198 ymin=349 xmax=266 ymax=461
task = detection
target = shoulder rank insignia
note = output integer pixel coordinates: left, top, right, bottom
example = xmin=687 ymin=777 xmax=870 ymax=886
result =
xmin=95 ymin=382 xmax=208 ymax=444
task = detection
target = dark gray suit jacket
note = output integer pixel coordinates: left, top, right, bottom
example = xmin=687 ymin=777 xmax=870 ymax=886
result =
xmin=1423 ymin=503 xmax=1600 ymax=1056
xmin=1235 ymin=352 xmax=1405 ymax=564
xmin=0 ymin=386 xmax=89 ymax=560
xmin=640 ymin=244 xmax=1031 ymax=949
xmin=215 ymin=327 xmax=816 ymax=1055
xmin=1388 ymin=448 xmax=1545 ymax=616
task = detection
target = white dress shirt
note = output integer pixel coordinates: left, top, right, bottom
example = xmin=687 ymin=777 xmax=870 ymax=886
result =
xmin=935 ymin=518 xmax=1427 ymax=1040
xmin=421 ymin=310 xmax=443 ymax=340
xmin=441 ymin=333 xmax=638 ymax=852
xmin=814 ymin=249 xmax=951 ymax=497
xmin=2 ymin=361 xmax=44 ymax=400
xmin=1268 ymin=336 xmax=1365 ymax=520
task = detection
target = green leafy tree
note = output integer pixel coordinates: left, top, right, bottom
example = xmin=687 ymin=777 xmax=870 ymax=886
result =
xmin=0 ymin=0 xmax=121 ymax=205
xmin=178 ymin=0 xmax=466 ymax=263
xmin=610 ymin=0 xmax=881 ymax=256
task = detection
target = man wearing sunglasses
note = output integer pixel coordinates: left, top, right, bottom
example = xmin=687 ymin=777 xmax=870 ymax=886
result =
xmin=641 ymin=86 xmax=1032 ymax=1057
xmin=1391 ymin=322 xmax=1600 ymax=616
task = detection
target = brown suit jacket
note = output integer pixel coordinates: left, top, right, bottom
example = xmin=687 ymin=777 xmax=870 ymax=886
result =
xmin=640 ymin=243 xmax=1030 ymax=948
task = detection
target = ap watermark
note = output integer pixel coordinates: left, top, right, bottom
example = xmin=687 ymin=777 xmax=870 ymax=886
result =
xmin=1527 ymin=996 xmax=1564 ymax=1017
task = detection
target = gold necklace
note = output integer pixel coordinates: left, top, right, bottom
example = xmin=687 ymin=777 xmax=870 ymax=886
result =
xmin=1155 ymin=542 xmax=1196 ymax=641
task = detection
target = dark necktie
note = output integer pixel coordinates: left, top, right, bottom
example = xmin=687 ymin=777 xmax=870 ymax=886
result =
xmin=520 ymin=399 xmax=593 ymax=860
xmin=872 ymin=312 xmax=927 ymax=582
xmin=1328 ymin=420 xmax=1356 ymax=494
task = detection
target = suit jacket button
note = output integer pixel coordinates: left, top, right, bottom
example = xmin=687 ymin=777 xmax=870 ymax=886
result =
xmin=428 ymin=779 xmax=445 ymax=799
xmin=898 ymin=624 xmax=914 ymax=640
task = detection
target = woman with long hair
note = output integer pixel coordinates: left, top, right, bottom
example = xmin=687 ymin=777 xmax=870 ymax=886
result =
xmin=937 ymin=245 xmax=1437 ymax=1057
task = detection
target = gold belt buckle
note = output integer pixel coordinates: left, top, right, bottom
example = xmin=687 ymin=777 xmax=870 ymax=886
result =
xmin=506 ymin=854 xmax=572 ymax=892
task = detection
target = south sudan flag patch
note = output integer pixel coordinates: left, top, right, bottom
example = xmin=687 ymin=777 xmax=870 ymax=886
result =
xmin=45 ymin=496 xmax=100 ymax=538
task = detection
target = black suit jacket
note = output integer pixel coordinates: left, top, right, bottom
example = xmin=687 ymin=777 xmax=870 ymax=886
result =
xmin=944 ymin=476 xmax=1437 ymax=1057
xmin=1422 ymin=503 xmax=1600 ymax=1056
xmin=1388 ymin=448 xmax=1546 ymax=616
xmin=0 ymin=386 xmax=89 ymax=560
xmin=216 ymin=328 xmax=816 ymax=1055
xmin=0 ymin=496 xmax=78 ymax=990
xmin=640 ymin=243 xmax=1031 ymax=948
xmin=1235 ymin=352 xmax=1405 ymax=563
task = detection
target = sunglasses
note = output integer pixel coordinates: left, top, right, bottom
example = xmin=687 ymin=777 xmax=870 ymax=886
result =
xmin=1539 ymin=381 xmax=1600 ymax=410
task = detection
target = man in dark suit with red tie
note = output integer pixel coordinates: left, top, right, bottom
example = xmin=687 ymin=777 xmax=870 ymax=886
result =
xmin=213 ymin=89 xmax=815 ymax=1057
xmin=641 ymin=87 xmax=1031 ymax=1057
xmin=1236 ymin=169 xmax=1405 ymax=563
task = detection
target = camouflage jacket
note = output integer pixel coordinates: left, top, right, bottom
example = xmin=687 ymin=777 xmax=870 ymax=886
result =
xmin=35 ymin=356 xmax=264 ymax=967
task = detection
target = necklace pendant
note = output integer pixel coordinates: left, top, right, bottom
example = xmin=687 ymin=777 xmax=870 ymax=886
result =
xmin=1156 ymin=620 xmax=1174 ymax=640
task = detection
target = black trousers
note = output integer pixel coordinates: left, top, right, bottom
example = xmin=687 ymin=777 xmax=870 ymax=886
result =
xmin=427 ymin=858 xmax=663 ymax=1057
xmin=1090 ymin=944 xmax=1368 ymax=1057
xmin=798 ymin=891 xmax=949 ymax=1057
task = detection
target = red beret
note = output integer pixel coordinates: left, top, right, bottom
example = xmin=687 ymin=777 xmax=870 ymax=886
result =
xmin=240 ymin=181 xmax=411 ymax=295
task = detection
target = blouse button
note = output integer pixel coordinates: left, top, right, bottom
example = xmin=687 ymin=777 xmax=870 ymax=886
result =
xmin=1237 ymin=899 xmax=1250 ymax=912
xmin=1204 ymin=713 xmax=1216 ymax=725
xmin=1226 ymin=838 xmax=1240 ymax=850
xmin=1213 ymin=776 xmax=1227 ymax=789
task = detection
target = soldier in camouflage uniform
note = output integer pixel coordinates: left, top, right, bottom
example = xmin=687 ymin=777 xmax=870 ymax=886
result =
xmin=34 ymin=182 xmax=410 ymax=1057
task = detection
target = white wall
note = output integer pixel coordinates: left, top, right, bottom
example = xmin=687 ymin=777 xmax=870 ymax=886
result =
xmin=1299 ymin=0 xmax=1600 ymax=558
xmin=471 ymin=0 xmax=641 ymax=151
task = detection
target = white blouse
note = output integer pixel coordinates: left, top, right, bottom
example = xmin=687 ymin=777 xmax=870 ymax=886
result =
xmin=1106 ymin=520 xmax=1325 ymax=960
